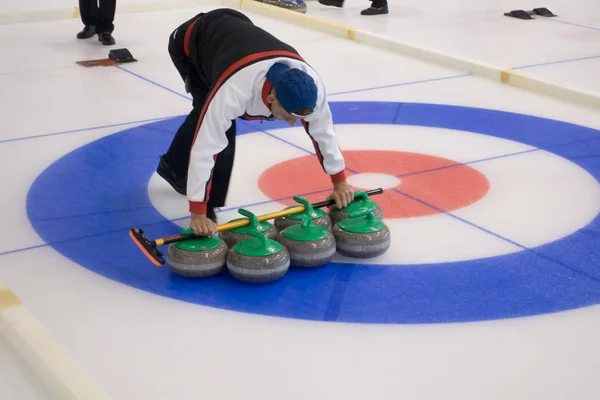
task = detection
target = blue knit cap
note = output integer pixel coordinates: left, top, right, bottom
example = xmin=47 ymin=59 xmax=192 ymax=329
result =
xmin=266 ymin=63 xmax=317 ymax=115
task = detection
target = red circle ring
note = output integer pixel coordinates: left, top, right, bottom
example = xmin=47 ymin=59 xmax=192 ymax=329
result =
xmin=258 ymin=150 xmax=490 ymax=218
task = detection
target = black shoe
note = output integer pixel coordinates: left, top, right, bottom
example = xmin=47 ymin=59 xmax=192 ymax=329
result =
xmin=361 ymin=5 xmax=388 ymax=15
xmin=77 ymin=25 xmax=96 ymax=39
xmin=319 ymin=0 xmax=344 ymax=7
xmin=156 ymin=155 xmax=187 ymax=195
xmin=98 ymin=32 xmax=116 ymax=46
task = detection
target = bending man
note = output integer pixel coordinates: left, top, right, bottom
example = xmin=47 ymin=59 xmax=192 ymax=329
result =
xmin=158 ymin=8 xmax=354 ymax=237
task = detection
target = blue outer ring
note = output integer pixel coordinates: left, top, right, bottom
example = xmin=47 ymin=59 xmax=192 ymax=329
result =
xmin=26 ymin=102 xmax=600 ymax=324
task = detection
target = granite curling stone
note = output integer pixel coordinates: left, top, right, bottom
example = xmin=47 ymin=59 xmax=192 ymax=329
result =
xmin=274 ymin=196 xmax=332 ymax=231
xmin=332 ymin=209 xmax=391 ymax=259
xmin=329 ymin=190 xmax=384 ymax=226
xmin=219 ymin=208 xmax=278 ymax=248
xmin=226 ymin=228 xmax=290 ymax=283
xmin=276 ymin=213 xmax=336 ymax=268
xmin=255 ymin=0 xmax=307 ymax=14
xmin=166 ymin=230 xmax=228 ymax=277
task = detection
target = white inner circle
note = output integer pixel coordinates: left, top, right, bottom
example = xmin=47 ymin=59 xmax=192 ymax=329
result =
xmin=347 ymin=173 xmax=401 ymax=190
xmin=148 ymin=124 xmax=600 ymax=266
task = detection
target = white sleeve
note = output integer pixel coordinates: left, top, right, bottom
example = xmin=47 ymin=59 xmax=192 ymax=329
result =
xmin=187 ymin=81 xmax=247 ymax=214
xmin=302 ymin=85 xmax=347 ymax=182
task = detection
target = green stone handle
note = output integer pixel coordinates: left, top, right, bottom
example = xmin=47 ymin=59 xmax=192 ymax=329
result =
xmin=300 ymin=214 xmax=313 ymax=229
xmin=237 ymin=208 xmax=260 ymax=229
xmin=348 ymin=208 xmax=375 ymax=220
xmin=244 ymin=228 xmax=269 ymax=248
xmin=293 ymin=196 xmax=315 ymax=215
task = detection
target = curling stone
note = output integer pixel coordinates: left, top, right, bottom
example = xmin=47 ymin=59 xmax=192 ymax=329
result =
xmin=274 ymin=196 xmax=332 ymax=231
xmin=256 ymin=0 xmax=307 ymax=14
xmin=166 ymin=229 xmax=228 ymax=277
xmin=226 ymin=228 xmax=290 ymax=283
xmin=219 ymin=208 xmax=278 ymax=248
xmin=331 ymin=209 xmax=391 ymax=259
xmin=329 ymin=190 xmax=384 ymax=226
xmin=276 ymin=214 xmax=336 ymax=267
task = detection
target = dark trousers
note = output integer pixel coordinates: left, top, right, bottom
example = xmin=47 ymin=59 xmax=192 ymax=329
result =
xmin=163 ymin=22 xmax=237 ymax=208
xmin=79 ymin=0 xmax=116 ymax=34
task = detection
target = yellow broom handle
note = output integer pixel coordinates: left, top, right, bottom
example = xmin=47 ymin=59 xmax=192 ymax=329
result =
xmin=215 ymin=205 xmax=306 ymax=232
xmin=155 ymin=206 xmax=308 ymax=244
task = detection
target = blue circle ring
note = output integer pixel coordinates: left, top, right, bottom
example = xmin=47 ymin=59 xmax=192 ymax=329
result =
xmin=27 ymin=102 xmax=600 ymax=324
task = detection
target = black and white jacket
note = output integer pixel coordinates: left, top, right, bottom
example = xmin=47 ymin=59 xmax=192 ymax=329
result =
xmin=176 ymin=9 xmax=346 ymax=214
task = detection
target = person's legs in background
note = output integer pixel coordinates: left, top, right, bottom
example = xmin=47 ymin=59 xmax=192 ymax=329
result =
xmin=317 ymin=0 xmax=344 ymax=7
xmin=76 ymin=0 xmax=97 ymax=39
xmin=360 ymin=0 xmax=388 ymax=15
xmin=97 ymin=0 xmax=117 ymax=45
xmin=317 ymin=0 xmax=389 ymax=15
xmin=76 ymin=0 xmax=117 ymax=45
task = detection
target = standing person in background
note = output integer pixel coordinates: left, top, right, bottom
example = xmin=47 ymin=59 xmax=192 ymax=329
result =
xmin=76 ymin=0 xmax=117 ymax=45
xmin=318 ymin=0 xmax=389 ymax=15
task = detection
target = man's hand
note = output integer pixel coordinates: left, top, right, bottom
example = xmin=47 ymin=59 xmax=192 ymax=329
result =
xmin=190 ymin=213 xmax=217 ymax=237
xmin=329 ymin=180 xmax=354 ymax=209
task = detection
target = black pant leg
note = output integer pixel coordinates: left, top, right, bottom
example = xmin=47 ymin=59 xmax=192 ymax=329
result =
xmin=162 ymin=109 xmax=236 ymax=208
xmin=163 ymin=20 xmax=204 ymax=173
xmin=162 ymin=14 xmax=236 ymax=207
xmin=162 ymin=104 xmax=204 ymax=179
xmin=208 ymin=121 xmax=237 ymax=208
xmin=96 ymin=0 xmax=116 ymax=34
xmin=168 ymin=27 xmax=188 ymax=81
xmin=168 ymin=24 xmax=203 ymax=88
xmin=79 ymin=0 xmax=98 ymax=26
xmin=162 ymin=26 xmax=210 ymax=179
